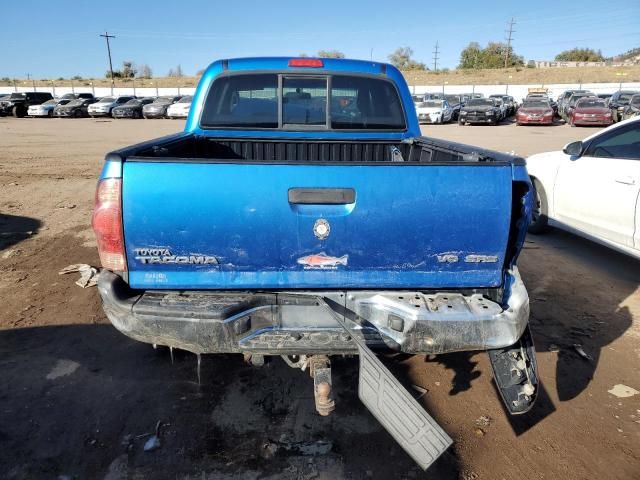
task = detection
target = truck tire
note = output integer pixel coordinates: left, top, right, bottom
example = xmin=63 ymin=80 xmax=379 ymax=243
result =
xmin=12 ymin=106 xmax=25 ymax=118
xmin=528 ymin=178 xmax=550 ymax=234
xmin=74 ymin=110 xmax=83 ymax=118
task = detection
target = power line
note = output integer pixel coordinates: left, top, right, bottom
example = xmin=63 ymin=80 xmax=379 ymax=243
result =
xmin=504 ymin=17 xmax=516 ymax=68
xmin=432 ymin=41 xmax=440 ymax=72
xmin=100 ymin=31 xmax=116 ymax=90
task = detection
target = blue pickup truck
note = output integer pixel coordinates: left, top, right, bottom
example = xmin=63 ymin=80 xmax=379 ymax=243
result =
xmin=93 ymin=57 xmax=537 ymax=469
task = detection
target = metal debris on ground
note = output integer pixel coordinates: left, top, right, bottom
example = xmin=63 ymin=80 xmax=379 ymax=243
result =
xmin=572 ymin=344 xmax=593 ymax=361
xmin=411 ymin=384 xmax=428 ymax=399
xmin=475 ymin=415 xmax=492 ymax=427
xmin=58 ymin=263 xmax=99 ymax=288
xmin=143 ymin=420 xmax=165 ymax=452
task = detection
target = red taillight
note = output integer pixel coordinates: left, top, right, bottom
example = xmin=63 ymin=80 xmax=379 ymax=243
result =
xmin=288 ymin=58 xmax=323 ymax=68
xmin=92 ymin=178 xmax=127 ymax=271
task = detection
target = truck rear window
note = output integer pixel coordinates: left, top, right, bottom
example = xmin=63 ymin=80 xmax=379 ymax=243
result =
xmin=200 ymin=73 xmax=406 ymax=131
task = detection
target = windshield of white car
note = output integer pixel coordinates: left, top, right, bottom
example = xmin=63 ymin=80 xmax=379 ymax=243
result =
xmin=177 ymin=96 xmax=192 ymax=103
xmin=420 ymin=101 xmax=443 ymax=108
xmin=467 ymin=99 xmax=494 ymax=107
xmin=42 ymin=99 xmax=58 ymax=106
xmin=154 ymin=97 xmax=174 ymax=104
xmin=98 ymin=97 xmax=115 ymax=103
xmin=577 ymin=99 xmax=606 ymax=108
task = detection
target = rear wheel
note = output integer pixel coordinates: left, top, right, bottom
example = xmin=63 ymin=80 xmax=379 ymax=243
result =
xmin=74 ymin=109 xmax=82 ymax=118
xmin=528 ymin=178 xmax=550 ymax=234
xmin=12 ymin=106 xmax=24 ymax=118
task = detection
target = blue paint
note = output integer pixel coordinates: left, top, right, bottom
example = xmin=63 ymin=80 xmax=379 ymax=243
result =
xmin=123 ymin=162 xmax=513 ymax=289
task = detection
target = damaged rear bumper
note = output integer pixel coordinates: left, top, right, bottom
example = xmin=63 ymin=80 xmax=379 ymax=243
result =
xmin=98 ymin=268 xmax=529 ymax=355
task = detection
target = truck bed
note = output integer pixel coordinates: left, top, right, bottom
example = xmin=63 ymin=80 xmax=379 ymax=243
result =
xmin=111 ymin=133 xmax=524 ymax=165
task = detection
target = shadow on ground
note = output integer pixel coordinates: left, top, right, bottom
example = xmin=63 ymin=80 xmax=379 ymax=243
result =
xmin=0 ymin=324 xmax=460 ymax=480
xmin=0 ymin=213 xmax=41 ymax=250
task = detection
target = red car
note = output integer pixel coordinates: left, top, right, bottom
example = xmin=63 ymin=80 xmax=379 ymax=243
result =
xmin=569 ymin=97 xmax=613 ymax=127
xmin=516 ymin=99 xmax=554 ymax=125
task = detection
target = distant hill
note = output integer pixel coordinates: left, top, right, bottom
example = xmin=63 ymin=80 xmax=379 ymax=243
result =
xmin=608 ymin=48 xmax=640 ymax=64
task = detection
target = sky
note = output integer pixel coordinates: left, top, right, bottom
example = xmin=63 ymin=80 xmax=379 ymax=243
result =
xmin=1 ymin=0 xmax=638 ymax=79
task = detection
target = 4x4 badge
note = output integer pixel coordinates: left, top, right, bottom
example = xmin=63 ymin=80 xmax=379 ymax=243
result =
xmin=313 ymin=218 xmax=330 ymax=240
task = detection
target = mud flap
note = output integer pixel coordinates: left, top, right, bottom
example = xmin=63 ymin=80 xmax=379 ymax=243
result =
xmin=320 ymin=298 xmax=453 ymax=470
xmin=488 ymin=325 xmax=539 ymax=414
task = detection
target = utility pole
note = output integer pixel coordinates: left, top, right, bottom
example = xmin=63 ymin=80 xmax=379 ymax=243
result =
xmin=432 ymin=41 xmax=440 ymax=72
xmin=504 ymin=18 xmax=516 ymax=68
xmin=100 ymin=31 xmax=116 ymax=93
xmin=26 ymin=73 xmax=35 ymax=91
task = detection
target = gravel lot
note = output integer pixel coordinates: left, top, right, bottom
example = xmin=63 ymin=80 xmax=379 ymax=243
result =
xmin=1 ymin=117 xmax=638 ymax=480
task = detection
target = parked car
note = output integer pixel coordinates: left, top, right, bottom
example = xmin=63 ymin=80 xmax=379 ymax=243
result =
xmin=515 ymin=99 xmax=554 ymax=125
xmin=92 ymin=57 xmax=538 ymax=471
xmin=55 ymin=93 xmax=93 ymax=101
xmin=608 ymin=90 xmax=639 ymax=122
xmin=54 ymin=98 xmax=98 ymax=117
xmin=415 ymin=99 xmax=453 ymax=124
xmin=489 ymin=94 xmax=515 ymax=116
xmin=458 ymin=98 xmax=501 ymax=125
xmin=526 ymin=115 xmax=640 ymax=259
xmin=568 ymin=97 xmax=613 ymax=127
xmin=143 ymin=96 xmax=182 ymax=118
xmin=444 ymin=94 xmax=462 ymax=120
xmin=503 ymin=95 xmax=517 ymax=116
xmin=112 ymin=97 xmax=155 ymax=119
xmin=557 ymin=89 xmax=590 ymax=114
xmin=27 ymin=98 xmax=70 ymax=117
xmin=0 ymin=92 xmax=53 ymax=117
xmin=166 ymin=95 xmax=192 ymax=119
xmin=621 ymin=94 xmax=640 ymax=120
xmin=597 ymin=93 xmax=613 ymax=103
xmin=561 ymin=92 xmax=594 ymax=122
xmin=492 ymin=98 xmax=507 ymax=120
xmin=88 ymin=95 xmax=136 ymax=117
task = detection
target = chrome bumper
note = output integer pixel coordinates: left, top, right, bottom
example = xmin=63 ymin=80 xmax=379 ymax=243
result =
xmin=98 ymin=268 xmax=529 ymax=355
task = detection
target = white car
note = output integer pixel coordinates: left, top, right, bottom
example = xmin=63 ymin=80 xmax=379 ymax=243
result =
xmin=166 ymin=95 xmax=192 ymax=119
xmin=88 ymin=96 xmax=135 ymax=117
xmin=526 ymin=116 xmax=640 ymax=259
xmin=415 ymin=99 xmax=453 ymax=124
xmin=27 ymin=98 xmax=69 ymax=117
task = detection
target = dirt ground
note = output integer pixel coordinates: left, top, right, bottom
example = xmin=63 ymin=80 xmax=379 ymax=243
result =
xmin=0 ymin=117 xmax=638 ymax=480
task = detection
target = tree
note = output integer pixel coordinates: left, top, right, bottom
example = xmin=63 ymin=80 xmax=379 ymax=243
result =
xmin=122 ymin=61 xmax=136 ymax=78
xmin=168 ymin=65 xmax=184 ymax=77
xmin=138 ymin=64 xmax=153 ymax=78
xmin=458 ymin=41 xmax=524 ymax=69
xmin=317 ymin=50 xmax=345 ymax=58
xmin=555 ymin=48 xmax=605 ymax=62
xmin=458 ymin=42 xmax=483 ymax=69
xmin=387 ymin=47 xmax=426 ymax=70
